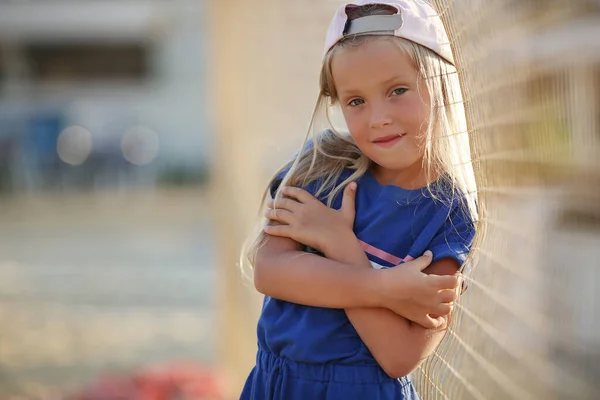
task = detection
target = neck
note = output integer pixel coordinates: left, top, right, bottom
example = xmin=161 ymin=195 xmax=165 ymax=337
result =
xmin=370 ymin=159 xmax=433 ymax=190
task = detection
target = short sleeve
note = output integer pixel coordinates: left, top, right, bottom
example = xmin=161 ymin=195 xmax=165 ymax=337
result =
xmin=268 ymin=167 xmax=325 ymax=202
xmin=268 ymin=140 xmax=317 ymax=199
xmin=266 ymin=162 xmax=330 ymax=258
xmin=429 ymin=203 xmax=476 ymax=268
xmin=269 ymin=168 xmax=289 ymax=199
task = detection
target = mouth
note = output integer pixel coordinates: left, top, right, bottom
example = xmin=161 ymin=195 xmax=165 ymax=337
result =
xmin=373 ymin=133 xmax=406 ymax=148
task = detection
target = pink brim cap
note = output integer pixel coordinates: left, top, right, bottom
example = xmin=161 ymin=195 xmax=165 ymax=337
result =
xmin=323 ymin=0 xmax=455 ymax=65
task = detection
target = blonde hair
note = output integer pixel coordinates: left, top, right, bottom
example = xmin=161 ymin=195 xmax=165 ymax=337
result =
xmin=240 ymin=4 xmax=478 ymax=276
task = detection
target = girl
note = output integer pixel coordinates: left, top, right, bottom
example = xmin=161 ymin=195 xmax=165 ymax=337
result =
xmin=240 ymin=0 xmax=477 ymax=398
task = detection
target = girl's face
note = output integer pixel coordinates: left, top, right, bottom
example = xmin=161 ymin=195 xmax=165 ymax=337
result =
xmin=331 ymin=39 xmax=431 ymax=186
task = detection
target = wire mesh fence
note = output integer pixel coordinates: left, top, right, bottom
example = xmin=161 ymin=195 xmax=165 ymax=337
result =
xmin=411 ymin=1 xmax=600 ymax=399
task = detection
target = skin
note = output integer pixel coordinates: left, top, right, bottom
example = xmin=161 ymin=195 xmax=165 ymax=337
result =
xmin=255 ymin=39 xmax=461 ymax=378
xmin=333 ymin=39 xmax=432 ymax=189
xmin=264 ymin=185 xmax=459 ymax=378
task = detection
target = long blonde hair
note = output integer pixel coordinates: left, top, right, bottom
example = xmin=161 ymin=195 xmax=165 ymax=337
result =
xmin=240 ymin=4 xmax=478 ymax=276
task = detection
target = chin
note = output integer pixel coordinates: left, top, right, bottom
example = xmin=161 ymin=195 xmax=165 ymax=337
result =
xmin=371 ymin=157 xmax=422 ymax=172
xmin=364 ymin=146 xmax=422 ymax=166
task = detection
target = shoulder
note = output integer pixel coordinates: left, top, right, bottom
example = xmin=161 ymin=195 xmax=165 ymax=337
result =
xmin=426 ymin=177 xmax=476 ymax=222
xmin=429 ymin=187 xmax=476 ymax=244
xmin=269 ymin=164 xmax=354 ymax=203
xmin=412 ymin=181 xmax=476 ymax=249
xmin=426 ymin=192 xmax=476 ymax=265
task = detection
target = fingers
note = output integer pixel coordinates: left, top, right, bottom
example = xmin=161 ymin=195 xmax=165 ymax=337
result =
xmin=438 ymin=289 xmax=458 ymax=304
xmin=266 ymin=197 xmax=301 ymax=212
xmin=416 ymin=316 xmax=436 ymax=330
xmin=406 ymin=250 xmax=433 ymax=272
xmin=340 ymin=182 xmax=357 ymax=220
xmin=434 ymin=302 xmax=453 ymax=316
xmin=417 ymin=315 xmax=444 ymax=330
xmin=263 ymin=224 xmax=292 ymax=237
xmin=457 ymin=274 xmax=465 ymax=292
xmin=430 ymin=274 xmax=459 ymax=291
xmin=430 ymin=315 xmax=446 ymax=329
xmin=264 ymin=208 xmax=293 ymax=224
xmin=279 ymin=186 xmax=314 ymax=203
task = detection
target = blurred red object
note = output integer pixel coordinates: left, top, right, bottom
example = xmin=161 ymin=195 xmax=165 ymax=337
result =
xmin=68 ymin=362 xmax=226 ymax=400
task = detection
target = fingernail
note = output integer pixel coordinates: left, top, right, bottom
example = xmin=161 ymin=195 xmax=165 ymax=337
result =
xmin=349 ymin=182 xmax=357 ymax=190
xmin=424 ymin=250 xmax=433 ymax=257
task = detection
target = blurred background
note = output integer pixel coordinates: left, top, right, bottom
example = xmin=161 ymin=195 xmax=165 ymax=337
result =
xmin=0 ymin=0 xmax=598 ymax=399
xmin=0 ymin=0 xmax=223 ymax=398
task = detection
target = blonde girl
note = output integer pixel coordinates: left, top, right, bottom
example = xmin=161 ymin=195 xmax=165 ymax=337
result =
xmin=240 ymin=1 xmax=477 ymax=399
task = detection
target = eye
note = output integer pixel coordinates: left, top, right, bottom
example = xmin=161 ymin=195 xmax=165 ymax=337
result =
xmin=391 ymin=87 xmax=408 ymax=96
xmin=348 ymin=98 xmax=365 ymax=107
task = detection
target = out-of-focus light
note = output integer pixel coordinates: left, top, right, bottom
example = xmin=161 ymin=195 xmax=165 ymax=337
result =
xmin=57 ymin=126 xmax=93 ymax=165
xmin=121 ymin=126 xmax=160 ymax=166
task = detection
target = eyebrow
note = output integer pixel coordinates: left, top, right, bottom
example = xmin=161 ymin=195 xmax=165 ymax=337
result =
xmin=337 ymin=75 xmax=409 ymax=97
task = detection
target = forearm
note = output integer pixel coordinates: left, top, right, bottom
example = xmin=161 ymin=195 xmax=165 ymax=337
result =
xmin=349 ymin=306 xmax=447 ymax=377
xmin=324 ymin=236 xmax=428 ymax=377
xmin=253 ymin=239 xmax=382 ymax=309
xmin=256 ymin=230 xmax=449 ymax=377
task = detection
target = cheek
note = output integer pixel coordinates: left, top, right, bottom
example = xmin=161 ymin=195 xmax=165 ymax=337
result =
xmin=405 ymin=100 xmax=430 ymax=132
xmin=415 ymin=88 xmax=432 ymax=126
xmin=342 ymin=110 xmax=368 ymax=141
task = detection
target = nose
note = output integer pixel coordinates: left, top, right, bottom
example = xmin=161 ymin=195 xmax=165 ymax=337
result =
xmin=369 ymin=103 xmax=393 ymax=129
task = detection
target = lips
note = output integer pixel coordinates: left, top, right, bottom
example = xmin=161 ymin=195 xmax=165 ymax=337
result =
xmin=374 ymin=134 xmax=403 ymax=143
xmin=373 ymin=133 xmax=405 ymax=147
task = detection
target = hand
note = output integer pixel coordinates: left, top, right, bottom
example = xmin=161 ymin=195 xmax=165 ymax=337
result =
xmin=263 ymin=182 xmax=357 ymax=256
xmin=377 ymin=251 xmax=459 ymax=329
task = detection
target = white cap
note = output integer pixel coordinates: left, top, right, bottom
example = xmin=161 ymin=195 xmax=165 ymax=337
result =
xmin=323 ymin=0 xmax=454 ymax=65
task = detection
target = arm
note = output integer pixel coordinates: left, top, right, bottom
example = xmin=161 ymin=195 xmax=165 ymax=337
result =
xmin=253 ymin=234 xmax=383 ymax=309
xmin=351 ymin=200 xmax=475 ymax=377
xmin=257 ymin=185 xmax=458 ymax=326
xmin=333 ymin=238 xmax=458 ymax=378
xmin=256 ymin=231 xmax=457 ymax=378
xmin=258 ymin=183 xmax=464 ymax=377
xmin=255 ymin=229 xmax=457 ymax=325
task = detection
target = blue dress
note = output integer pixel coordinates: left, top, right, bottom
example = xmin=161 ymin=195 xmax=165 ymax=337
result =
xmin=240 ymin=167 xmax=475 ymax=400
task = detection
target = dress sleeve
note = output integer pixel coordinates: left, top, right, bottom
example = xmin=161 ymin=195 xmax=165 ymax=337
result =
xmin=268 ymin=139 xmax=317 ymax=199
xmin=428 ymin=202 xmax=476 ymax=268
xmin=268 ymin=167 xmax=324 ymax=198
xmin=269 ymin=167 xmax=289 ymax=199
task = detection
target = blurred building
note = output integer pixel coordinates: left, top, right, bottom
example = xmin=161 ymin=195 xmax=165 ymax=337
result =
xmin=0 ymin=0 xmax=211 ymax=193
